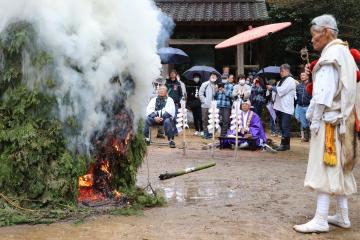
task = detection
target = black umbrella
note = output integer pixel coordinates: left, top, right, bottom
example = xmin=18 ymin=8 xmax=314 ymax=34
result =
xmin=158 ymin=47 xmax=190 ymax=64
xmin=182 ymin=65 xmax=221 ymax=83
xmin=257 ymin=66 xmax=281 ymax=79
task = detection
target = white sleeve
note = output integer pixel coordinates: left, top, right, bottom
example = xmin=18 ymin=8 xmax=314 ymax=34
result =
xmin=146 ymin=98 xmax=156 ymax=117
xmin=180 ymin=81 xmax=187 ymax=97
xmin=244 ymin=85 xmax=251 ymax=99
xmin=312 ymin=65 xmax=339 ymax=107
xmin=199 ymin=82 xmax=207 ymax=103
xmin=311 ymin=104 xmax=325 ymax=122
xmin=164 ymin=97 xmax=176 ymax=117
xmin=277 ymin=77 xmax=296 ymax=97
xmin=232 ymin=85 xmax=239 ymax=98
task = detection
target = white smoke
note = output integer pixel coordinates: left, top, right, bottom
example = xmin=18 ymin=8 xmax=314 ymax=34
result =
xmin=0 ymin=0 xmax=167 ymax=151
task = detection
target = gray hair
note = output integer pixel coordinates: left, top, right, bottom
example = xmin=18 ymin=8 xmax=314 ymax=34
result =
xmin=311 ymin=14 xmax=338 ymax=37
xmin=280 ymin=63 xmax=291 ymax=72
xmin=159 ymin=85 xmax=168 ymax=91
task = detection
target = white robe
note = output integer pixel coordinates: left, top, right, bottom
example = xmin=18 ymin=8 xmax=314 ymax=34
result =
xmin=146 ymin=96 xmax=175 ymax=118
xmin=304 ymin=39 xmax=358 ymax=195
xmin=273 ymin=76 xmax=296 ymax=115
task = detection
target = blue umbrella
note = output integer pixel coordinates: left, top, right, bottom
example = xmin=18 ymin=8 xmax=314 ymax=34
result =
xmin=182 ymin=66 xmax=221 ymax=83
xmin=158 ymin=47 xmax=190 ymax=64
xmin=257 ymin=66 xmax=280 ymax=79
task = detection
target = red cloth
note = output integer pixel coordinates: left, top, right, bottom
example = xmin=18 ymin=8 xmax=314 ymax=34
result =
xmin=306 ymin=82 xmax=313 ymax=96
xmin=350 ymin=49 xmax=360 ymax=63
xmin=309 ymin=60 xmax=318 ymax=72
xmin=356 ymin=111 xmax=360 ymax=136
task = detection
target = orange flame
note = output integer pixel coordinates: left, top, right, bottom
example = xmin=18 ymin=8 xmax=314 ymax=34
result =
xmin=100 ymin=160 xmax=111 ymax=176
xmin=113 ymin=190 xmax=121 ymax=199
xmin=114 ymin=144 xmax=121 ymax=152
xmin=78 ymin=174 xmax=93 ymax=187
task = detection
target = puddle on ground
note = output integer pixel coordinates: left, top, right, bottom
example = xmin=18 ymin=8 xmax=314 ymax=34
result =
xmin=161 ymin=180 xmax=237 ymax=205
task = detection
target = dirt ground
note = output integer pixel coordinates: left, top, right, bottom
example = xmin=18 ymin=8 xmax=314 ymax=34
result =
xmin=1 ymin=131 xmax=360 ymax=240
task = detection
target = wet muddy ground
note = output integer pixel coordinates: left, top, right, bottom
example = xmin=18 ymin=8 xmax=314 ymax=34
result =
xmin=1 ymin=132 xmax=360 ymax=240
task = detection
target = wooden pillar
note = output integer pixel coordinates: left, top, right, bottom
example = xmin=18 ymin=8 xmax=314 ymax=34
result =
xmin=236 ymin=26 xmax=244 ymax=76
xmin=161 ymin=41 xmax=170 ymax=78
xmin=236 ymin=44 xmax=244 ymax=75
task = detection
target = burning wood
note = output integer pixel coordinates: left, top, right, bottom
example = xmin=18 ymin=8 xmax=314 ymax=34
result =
xmin=77 ymin=110 xmax=133 ymax=206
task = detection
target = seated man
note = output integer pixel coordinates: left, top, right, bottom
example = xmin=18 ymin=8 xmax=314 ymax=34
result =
xmin=225 ymin=100 xmax=266 ymax=149
xmin=144 ymin=86 xmax=176 ymax=148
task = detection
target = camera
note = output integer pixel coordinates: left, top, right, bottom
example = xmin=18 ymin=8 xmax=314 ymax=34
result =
xmin=217 ymin=82 xmax=225 ymax=89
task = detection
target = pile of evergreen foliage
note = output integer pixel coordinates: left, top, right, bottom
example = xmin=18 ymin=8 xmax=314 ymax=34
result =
xmin=0 ymin=22 xmax=155 ymax=226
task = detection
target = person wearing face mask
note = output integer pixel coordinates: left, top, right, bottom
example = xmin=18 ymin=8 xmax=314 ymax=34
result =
xmin=232 ymin=74 xmax=251 ymax=102
xmin=199 ymin=72 xmax=219 ymax=139
xmin=186 ymin=74 xmax=203 ymax=136
xmin=293 ymin=14 xmax=359 ymax=234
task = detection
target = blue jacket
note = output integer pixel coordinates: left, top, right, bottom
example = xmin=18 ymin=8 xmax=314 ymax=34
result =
xmin=296 ymin=82 xmax=312 ymax=106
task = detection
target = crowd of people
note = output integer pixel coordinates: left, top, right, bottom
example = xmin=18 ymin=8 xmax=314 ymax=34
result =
xmin=143 ymin=14 xmax=359 ymax=234
xmin=144 ymin=64 xmax=313 ymax=151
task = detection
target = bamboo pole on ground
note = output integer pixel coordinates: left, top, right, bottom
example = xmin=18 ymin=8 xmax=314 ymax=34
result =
xmin=159 ymin=162 xmax=216 ymax=180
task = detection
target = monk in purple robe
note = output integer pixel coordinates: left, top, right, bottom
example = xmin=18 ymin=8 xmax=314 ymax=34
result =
xmin=224 ymin=100 xmax=267 ymax=149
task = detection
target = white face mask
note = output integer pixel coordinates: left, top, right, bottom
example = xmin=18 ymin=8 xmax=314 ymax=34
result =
xmin=239 ymin=79 xmax=246 ymax=85
xmin=193 ymin=77 xmax=200 ymax=83
xmin=210 ymin=77 xmax=217 ymax=82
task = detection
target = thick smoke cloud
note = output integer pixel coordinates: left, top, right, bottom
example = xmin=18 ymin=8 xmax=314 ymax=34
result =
xmin=0 ymin=0 xmax=168 ymax=152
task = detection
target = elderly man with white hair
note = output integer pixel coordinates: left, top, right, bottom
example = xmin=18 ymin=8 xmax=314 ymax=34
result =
xmin=293 ymin=14 xmax=359 ymax=233
xmin=144 ymin=85 xmax=176 ymax=148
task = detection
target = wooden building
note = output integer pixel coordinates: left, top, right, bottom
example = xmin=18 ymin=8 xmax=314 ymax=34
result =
xmin=155 ymin=0 xmax=269 ymax=76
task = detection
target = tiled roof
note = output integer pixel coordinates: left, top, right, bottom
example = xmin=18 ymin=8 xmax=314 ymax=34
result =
xmin=155 ymin=0 xmax=268 ymax=22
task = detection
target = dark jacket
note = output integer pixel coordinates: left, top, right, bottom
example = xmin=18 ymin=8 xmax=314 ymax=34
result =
xmin=296 ymin=82 xmax=312 ymax=106
xmin=166 ymin=78 xmax=183 ymax=105
xmin=186 ymin=85 xmax=201 ymax=110
xmin=250 ymin=85 xmax=266 ymax=105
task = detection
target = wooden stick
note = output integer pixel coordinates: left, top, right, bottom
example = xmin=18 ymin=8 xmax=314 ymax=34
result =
xmin=234 ymin=101 xmax=240 ymax=161
xmin=159 ymin=162 xmax=216 ymax=180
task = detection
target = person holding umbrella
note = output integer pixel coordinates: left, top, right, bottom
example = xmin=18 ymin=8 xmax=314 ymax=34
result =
xmin=266 ymin=64 xmax=296 ymax=151
xmin=186 ymin=73 xmax=203 ymax=136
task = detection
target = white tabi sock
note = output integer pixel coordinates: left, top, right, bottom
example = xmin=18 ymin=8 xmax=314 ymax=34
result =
xmin=336 ymin=195 xmax=348 ymax=209
xmin=316 ymin=192 xmax=330 ymax=216
xmin=328 ymin=195 xmax=351 ymax=228
xmin=293 ymin=192 xmax=329 ymax=233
